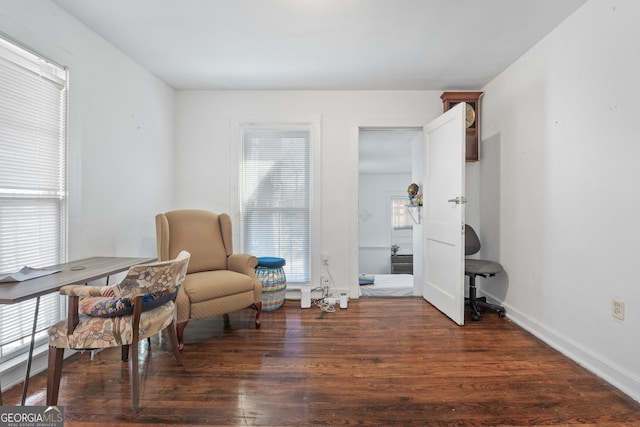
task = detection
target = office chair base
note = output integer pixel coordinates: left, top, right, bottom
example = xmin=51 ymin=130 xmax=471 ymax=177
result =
xmin=466 ymin=296 xmax=506 ymax=321
xmin=466 ymin=275 xmax=506 ymax=321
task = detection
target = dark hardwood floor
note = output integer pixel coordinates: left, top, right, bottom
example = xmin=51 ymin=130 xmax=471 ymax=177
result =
xmin=4 ymin=297 xmax=640 ymax=426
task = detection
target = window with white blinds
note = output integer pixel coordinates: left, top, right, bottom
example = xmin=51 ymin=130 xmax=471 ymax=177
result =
xmin=242 ymin=126 xmax=310 ymax=283
xmin=392 ymin=197 xmax=413 ymax=230
xmin=0 ymin=35 xmax=68 ymax=361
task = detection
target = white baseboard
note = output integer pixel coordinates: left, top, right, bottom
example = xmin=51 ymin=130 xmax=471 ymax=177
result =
xmin=1 ymin=345 xmax=48 ymax=397
xmin=1 ymin=345 xmax=77 ymax=398
xmin=498 ymin=298 xmax=640 ymax=403
xmin=285 ymin=285 xmax=325 ymax=301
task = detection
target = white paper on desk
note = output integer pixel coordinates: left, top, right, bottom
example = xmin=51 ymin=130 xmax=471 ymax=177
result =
xmin=0 ymin=266 xmax=61 ymax=283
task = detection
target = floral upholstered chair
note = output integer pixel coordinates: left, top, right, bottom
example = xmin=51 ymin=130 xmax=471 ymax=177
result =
xmin=46 ymin=251 xmax=190 ymax=413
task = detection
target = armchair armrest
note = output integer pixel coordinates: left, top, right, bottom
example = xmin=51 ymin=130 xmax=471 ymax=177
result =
xmin=59 ymin=284 xmax=118 ymax=332
xmin=227 ymin=254 xmax=258 ymax=276
xmin=59 ymin=284 xmax=113 ymax=297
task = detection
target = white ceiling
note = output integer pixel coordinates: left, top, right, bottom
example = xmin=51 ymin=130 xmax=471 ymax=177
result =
xmin=51 ymin=0 xmax=587 ymax=91
xmin=49 ymin=0 xmax=587 ymax=174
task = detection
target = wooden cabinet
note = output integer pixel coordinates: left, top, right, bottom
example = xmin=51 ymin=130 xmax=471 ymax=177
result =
xmin=441 ymin=91 xmax=483 ymax=162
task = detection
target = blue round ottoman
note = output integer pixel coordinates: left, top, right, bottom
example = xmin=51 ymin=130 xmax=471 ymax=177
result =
xmin=256 ymin=257 xmax=287 ymax=311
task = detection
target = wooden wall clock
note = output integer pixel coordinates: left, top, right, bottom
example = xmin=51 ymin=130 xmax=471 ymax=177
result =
xmin=441 ymin=91 xmax=483 ymax=162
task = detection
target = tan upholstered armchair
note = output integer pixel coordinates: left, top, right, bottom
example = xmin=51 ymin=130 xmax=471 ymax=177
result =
xmin=156 ymin=210 xmax=262 ymax=349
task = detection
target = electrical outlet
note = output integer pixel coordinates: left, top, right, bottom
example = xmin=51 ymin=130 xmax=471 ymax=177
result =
xmin=612 ymin=298 xmax=625 ymax=320
xmin=321 ymin=276 xmax=330 ymax=287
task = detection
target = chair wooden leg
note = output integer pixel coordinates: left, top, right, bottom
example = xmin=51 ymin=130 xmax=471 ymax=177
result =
xmin=254 ymin=301 xmax=262 ymax=329
xmin=46 ymin=347 xmax=64 ymax=406
xmin=176 ymin=320 xmax=188 ymax=351
xmin=166 ymin=321 xmax=183 ymax=366
xmin=130 ymin=342 xmax=139 ymax=413
xmin=121 ymin=344 xmax=129 ymax=361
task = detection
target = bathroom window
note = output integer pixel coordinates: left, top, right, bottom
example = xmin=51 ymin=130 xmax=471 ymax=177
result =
xmin=392 ymin=196 xmax=412 ymax=229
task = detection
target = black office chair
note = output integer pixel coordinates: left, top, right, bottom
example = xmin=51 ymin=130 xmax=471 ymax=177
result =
xmin=465 ymin=224 xmax=506 ymax=321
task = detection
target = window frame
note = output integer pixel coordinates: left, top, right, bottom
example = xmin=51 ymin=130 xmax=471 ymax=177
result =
xmin=392 ymin=196 xmax=413 ymax=230
xmin=231 ymin=116 xmax=321 ymax=288
xmin=0 ymin=34 xmax=68 ymax=366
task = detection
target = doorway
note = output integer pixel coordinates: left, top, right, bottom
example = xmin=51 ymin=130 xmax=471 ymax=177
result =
xmin=357 ymin=127 xmax=423 ymax=296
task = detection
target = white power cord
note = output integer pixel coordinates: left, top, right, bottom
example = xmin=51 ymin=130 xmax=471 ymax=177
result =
xmin=314 ymin=298 xmax=336 ymax=313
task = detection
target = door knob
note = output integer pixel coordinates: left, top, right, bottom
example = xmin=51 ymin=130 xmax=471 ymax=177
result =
xmin=447 ymin=197 xmax=467 ymax=204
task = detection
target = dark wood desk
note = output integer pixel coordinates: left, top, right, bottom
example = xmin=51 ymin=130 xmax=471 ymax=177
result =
xmin=0 ymin=256 xmax=155 ymax=405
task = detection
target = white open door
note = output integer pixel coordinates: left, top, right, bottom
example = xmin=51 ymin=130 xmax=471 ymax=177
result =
xmin=422 ymin=102 xmax=466 ymax=325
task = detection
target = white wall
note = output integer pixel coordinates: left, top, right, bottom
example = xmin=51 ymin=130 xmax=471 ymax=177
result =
xmin=0 ymin=0 xmax=175 ymax=391
xmin=481 ymin=0 xmax=640 ymax=402
xmin=175 ymin=91 xmax=445 ymax=296
xmin=359 ymin=173 xmax=412 ymax=274
xmin=0 ymin=0 xmax=176 ymax=262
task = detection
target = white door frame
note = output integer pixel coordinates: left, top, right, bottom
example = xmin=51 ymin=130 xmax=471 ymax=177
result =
xmin=349 ymin=117 xmax=430 ymax=299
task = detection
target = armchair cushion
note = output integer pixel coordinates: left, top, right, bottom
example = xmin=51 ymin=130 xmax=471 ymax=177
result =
xmin=184 ymin=271 xmax=254 ymax=303
xmin=78 ymin=287 xmax=179 ymax=318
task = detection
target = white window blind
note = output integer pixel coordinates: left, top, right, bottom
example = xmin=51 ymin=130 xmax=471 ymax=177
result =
xmin=242 ymin=126 xmax=310 ymax=283
xmin=0 ymin=35 xmax=67 ymax=361
xmin=392 ymin=197 xmax=413 ymax=229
